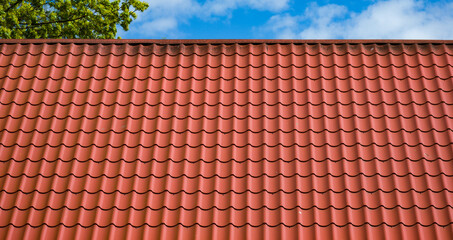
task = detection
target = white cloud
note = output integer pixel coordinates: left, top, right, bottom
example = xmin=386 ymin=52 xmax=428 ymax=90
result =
xmin=265 ymin=14 xmax=300 ymax=39
xmin=264 ymin=0 xmax=453 ymax=39
xmin=204 ymin=0 xmax=289 ymax=14
xmin=245 ymin=0 xmax=289 ymax=11
xmin=299 ymin=4 xmax=348 ymax=39
xmin=137 ymin=18 xmax=179 ymax=37
xmin=122 ymin=0 xmax=290 ymax=38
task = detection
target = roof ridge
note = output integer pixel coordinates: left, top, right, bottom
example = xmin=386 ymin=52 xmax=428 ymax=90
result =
xmin=1 ymin=39 xmax=453 ymax=44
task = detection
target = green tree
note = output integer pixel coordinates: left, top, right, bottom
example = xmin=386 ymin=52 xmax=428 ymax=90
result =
xmin=0 ymin=0 xmax=149 ymax=38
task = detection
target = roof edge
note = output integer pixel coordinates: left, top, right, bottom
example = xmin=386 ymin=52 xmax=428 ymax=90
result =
xmin=1 ymin=39 xmax=453 ymax=44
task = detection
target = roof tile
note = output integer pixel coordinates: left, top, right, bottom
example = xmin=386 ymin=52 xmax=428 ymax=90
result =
xmin=0 ymin=40 xmax=453 ymax=239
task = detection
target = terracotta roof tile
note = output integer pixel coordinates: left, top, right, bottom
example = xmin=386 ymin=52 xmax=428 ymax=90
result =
xmin=0 ymin=40 xmax=453 ymax=239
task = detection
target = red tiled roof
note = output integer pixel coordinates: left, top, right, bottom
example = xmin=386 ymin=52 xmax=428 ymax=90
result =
xmin=0 ymin=39 xmax=453 ymax=239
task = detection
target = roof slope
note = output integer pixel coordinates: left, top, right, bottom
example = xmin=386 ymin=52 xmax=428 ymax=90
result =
xmin=0 ymin=40 xmax=453 ymax=239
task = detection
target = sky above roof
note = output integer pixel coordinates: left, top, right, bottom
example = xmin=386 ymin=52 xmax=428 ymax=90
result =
xmin=119 ymin=0 xmax=453 ymax=39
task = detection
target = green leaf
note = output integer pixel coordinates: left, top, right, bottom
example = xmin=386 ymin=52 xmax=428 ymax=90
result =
xmin=0 ymin=0 xmax=149 ymax=39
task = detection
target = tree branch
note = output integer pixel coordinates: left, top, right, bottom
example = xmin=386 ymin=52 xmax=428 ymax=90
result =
xmin=14 ymin=15 xmax=87 ymax=29
xmin=5 ymin=0 xmax=24 ymax=13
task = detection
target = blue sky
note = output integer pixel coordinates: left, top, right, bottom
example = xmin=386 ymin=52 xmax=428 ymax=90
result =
xmin=119 ymin=0 xmax=453 ymax=39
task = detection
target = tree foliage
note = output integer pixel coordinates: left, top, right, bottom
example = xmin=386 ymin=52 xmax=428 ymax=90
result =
xmin=0 ymin=0 xmax=149 ymax=38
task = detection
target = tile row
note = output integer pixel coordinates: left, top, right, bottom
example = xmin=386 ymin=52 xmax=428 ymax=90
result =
xmin=2 ymin=77 xmax=452 ymax=92
xmin=1 ymin=225 xmax=452 ymax=240
xmin=1 ymin=158 xmax=452 ymax=175
xmin=1 ymin=117 xmax=452 ymax=132
xmin=2 ymin=65 xmax=452 ymax=80
xmin=1 ymin=52 xmax=452 ymax=68
xmin=0 ymin=171 xmax=451 ymax=193
xmin=1 ymin=190 xmax=451 ymax=209
xmin=2 ymin=90 xmax=453 ymax=105
xmin=1 ymin=43 xmax=452 ymax=57
xmin=0 ymin=208 xmax=452 ymax=227
xmin=0 ymin=130 xmax=452 ymax=147
xmin=1 ymin=104 xmax=452 ymax=119
xmin=1 ymin=145 xmax=451 ymax=161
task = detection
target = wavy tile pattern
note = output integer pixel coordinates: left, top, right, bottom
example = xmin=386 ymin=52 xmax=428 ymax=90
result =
xmin=1 ymin=41 xmax=453 ymax=239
